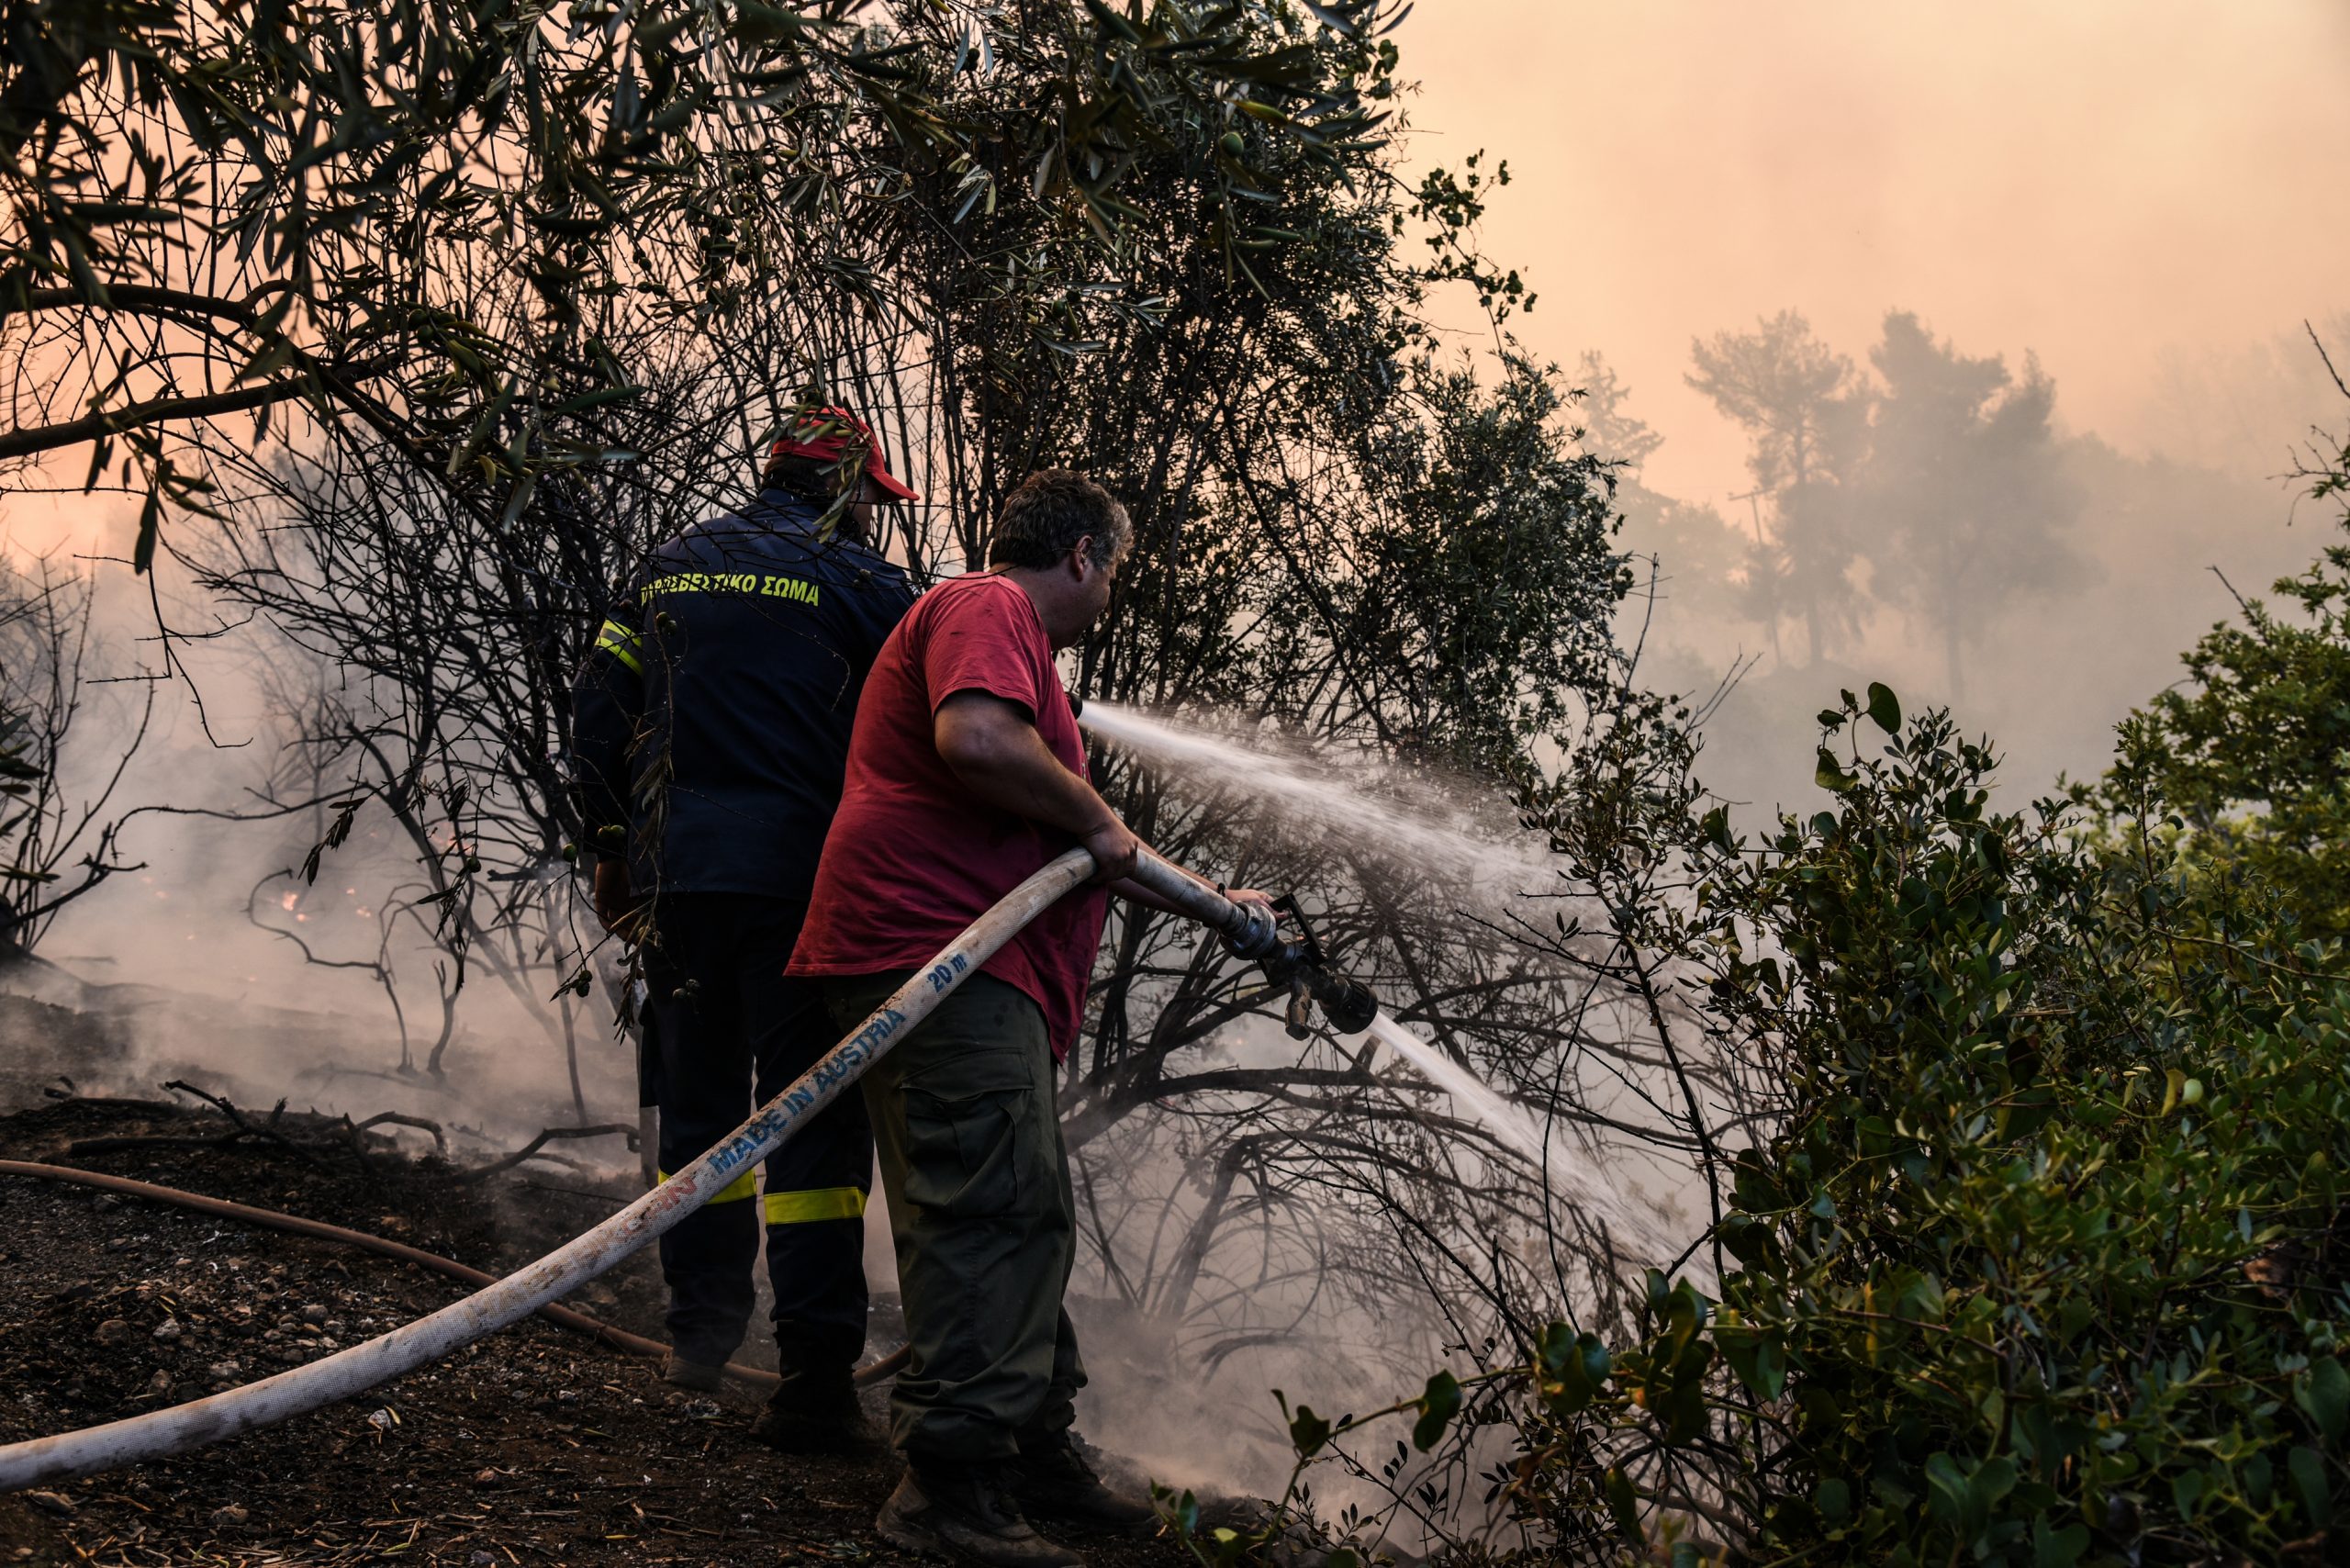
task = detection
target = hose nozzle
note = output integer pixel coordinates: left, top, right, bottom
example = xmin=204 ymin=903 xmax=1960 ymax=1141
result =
xmin=1307 ymin=971 xmax=1379 ymax=1036
xmin=1118 ymin=853 xmax=1378 ymax=1039
xmin=1258 ymin=894 xmax=1379 ymax=1039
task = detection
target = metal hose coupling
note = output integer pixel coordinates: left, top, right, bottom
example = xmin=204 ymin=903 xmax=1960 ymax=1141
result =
xmin=1220 ymin=897 xmax=1283 ymax=961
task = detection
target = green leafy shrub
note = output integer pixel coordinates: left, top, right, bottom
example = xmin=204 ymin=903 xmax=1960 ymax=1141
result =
xmin=2090 ymin=414 xmax=2350 ymax=946
xmin=1692 ymin=688 xmax=2350 ymax=1563
xmin=1180 ymin=684 xmax=2350 ymax=1565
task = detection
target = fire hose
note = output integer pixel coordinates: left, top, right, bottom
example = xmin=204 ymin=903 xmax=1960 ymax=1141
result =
xmin=0 ymin=846 xmax=1377 ymax=1492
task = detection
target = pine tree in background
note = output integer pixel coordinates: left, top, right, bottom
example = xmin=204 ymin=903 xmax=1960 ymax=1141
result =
xmin=1859 ymin=310 xmax=2088 ymax=698
xmin=1687 ymin=310 xmax=1871 ymax=668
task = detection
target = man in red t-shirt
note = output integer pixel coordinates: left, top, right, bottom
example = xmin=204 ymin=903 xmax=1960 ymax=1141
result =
xmin=791 ymin=471 xmax=1266 ymax=1568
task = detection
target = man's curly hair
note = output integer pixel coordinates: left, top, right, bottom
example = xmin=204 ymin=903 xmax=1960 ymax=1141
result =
xmin=987 ymin=469 xmax=1131 ymax=570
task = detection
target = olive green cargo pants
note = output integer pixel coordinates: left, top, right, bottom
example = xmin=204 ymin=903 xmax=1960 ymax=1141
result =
xmin=822 ymin=971 xmax=1086 ymax=1462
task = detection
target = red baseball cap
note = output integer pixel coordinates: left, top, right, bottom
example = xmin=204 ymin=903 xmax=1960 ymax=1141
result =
xmin=767 ymin=406 xmax=921 ymax=502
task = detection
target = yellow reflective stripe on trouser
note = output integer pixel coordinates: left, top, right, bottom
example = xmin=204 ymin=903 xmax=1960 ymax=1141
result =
xmin=763 ymin=1186 xmax=867 ymax=1226
xmin=594 ymin=619 xmax=644 ymax=677
xmin=657 ymin=1167 xmax=755 ymax=1204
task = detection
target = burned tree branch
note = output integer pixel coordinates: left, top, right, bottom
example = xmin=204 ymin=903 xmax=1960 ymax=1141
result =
xmin=450 ymin=1124 xmax=638 ymax=1184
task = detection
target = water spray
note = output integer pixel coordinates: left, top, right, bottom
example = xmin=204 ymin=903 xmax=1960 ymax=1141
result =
xmin=1079 ymin=700 xmax=1683 ymax=1260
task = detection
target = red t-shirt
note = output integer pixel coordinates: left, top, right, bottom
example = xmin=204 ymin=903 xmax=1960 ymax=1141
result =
xmin=788 ymin=573 xmax=1107 ymax=1059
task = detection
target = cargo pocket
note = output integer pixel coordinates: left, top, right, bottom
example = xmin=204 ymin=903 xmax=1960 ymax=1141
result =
xmin=900 ymin=1083 xmax=1047 ymax=1219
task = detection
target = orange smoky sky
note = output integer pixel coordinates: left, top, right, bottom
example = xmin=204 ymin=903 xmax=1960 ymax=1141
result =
xmin=9 ymin=4 xmax=2344 ymax=564
xmin=1398 ymin=0 xmax=2350 ymax=506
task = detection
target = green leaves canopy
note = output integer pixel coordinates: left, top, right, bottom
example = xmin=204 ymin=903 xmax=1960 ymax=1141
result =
xmin=0 ymin=0 xmax=1398 ymax=563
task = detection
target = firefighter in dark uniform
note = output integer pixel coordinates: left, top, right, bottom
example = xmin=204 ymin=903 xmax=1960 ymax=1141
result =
xmin=568 ymin=407 xmax=919 ymax=1450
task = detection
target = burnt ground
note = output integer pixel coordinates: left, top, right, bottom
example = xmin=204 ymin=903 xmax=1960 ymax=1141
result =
xmin=0 ymin=1090 xmax=1208 ymax=1568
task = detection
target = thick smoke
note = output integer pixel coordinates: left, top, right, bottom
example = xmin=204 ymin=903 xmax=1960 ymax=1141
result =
xmin=1597 ymin=320 xmax=2337 ymax=817
xmin=0 ymin=537 xmax=638 ymax=1154
xmin=1401 ymin=2 xmax=2350 ymax=509
xmin=1398 ymin=2 xmax=2349 ymax=816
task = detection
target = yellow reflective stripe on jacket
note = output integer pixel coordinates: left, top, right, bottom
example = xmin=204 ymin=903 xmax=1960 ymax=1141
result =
xmin=594 ymin=619 xmax=644 ymax=678
xmin=657 ymin=1167 xmax=756 ymax=1204
xmin=763 ymin=1186 xmax=867 ymax=1226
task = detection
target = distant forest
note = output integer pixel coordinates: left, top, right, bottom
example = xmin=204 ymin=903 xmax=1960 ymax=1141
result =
xmin=1595 ymin=310 xmax=2349 ymax=812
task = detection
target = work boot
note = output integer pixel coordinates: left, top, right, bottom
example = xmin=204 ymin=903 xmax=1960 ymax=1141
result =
xmin=661 ymin=1350 xmax=724 ymax=1394
xmin=748 ymin=1366 xmax=876 ymax=1454
xmin=1009 ymin=1432 xmax=1156 ymax=1531
xmin=875 ymin=1458 xmax=1084 ymax=1568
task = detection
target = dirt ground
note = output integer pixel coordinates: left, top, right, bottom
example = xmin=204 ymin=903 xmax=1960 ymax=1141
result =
xmin=0 ymin=1091 xmax=1207 ymax=1568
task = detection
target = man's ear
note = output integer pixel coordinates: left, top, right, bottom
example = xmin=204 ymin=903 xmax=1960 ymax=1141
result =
xmin=1069 ymin=534 xmax=1096 ymax=575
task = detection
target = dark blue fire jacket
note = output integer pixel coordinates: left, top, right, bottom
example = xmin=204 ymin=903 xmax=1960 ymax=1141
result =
xmin=568 ymin=488 xmax=918 ymax=899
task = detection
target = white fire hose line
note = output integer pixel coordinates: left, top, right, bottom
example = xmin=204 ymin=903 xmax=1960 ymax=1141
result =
xmin=0 ymin=846 xmax=1275 ymax=1494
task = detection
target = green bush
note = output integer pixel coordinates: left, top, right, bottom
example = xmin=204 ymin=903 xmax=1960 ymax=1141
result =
xmin=1692 ymin=689 xmax=2350 ymax=1563
xmin=2090 ymin=383 xmax=2350 ymax=947
xmin=1174 ymin=687 xmax=2350 ymax=1566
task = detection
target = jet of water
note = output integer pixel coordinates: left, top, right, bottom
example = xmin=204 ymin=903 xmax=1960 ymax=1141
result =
xmin=1361 ymin=1012 xmax=1674 ymax=1257
xmin=1075 ymin=700 xmax=1556 ymax=894
xmin=1079 ymin=700 xmax=1683 ymax=1261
